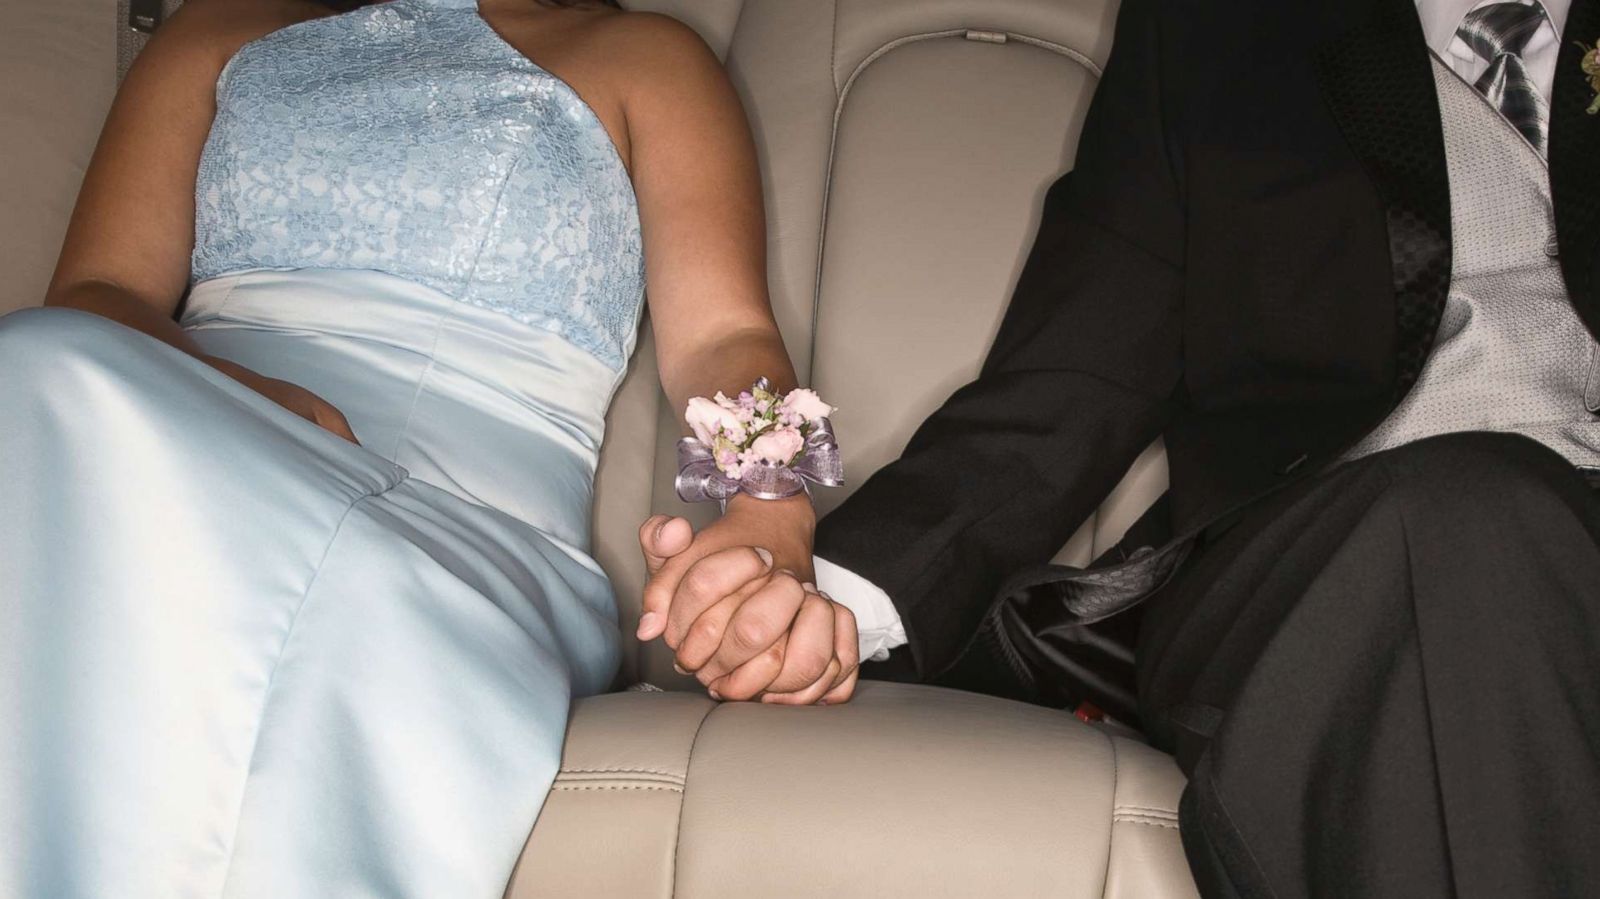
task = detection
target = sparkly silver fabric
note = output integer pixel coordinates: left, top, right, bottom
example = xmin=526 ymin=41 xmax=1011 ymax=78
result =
xmin=192 ymin=0 xmax=645 ymax=370
xmin=1343 ymin=56 xmax=1600 ymax=466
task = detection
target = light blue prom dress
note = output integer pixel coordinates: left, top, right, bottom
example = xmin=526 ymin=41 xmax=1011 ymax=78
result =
xmin=0 ymin=1 xmax=644 ymax=895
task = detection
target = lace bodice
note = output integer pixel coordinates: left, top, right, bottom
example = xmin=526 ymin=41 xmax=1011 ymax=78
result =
xmin=192 ymin=0 xmax=645 ymax=370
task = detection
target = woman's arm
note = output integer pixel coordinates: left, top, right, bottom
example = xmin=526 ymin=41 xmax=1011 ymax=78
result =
xmin=614 ymin=17 xmax=793 ymax=427
xmin=49 ymin=0 xmax=262 ymax=341
xmin=43 ymin=0 xmax=356 ymax=441
xmin=616 ymin=15 xmax=856 ymax=704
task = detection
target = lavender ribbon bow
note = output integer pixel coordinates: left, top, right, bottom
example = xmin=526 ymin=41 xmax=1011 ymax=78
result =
xmin=675 ymin=419 xmax=845 ymax=504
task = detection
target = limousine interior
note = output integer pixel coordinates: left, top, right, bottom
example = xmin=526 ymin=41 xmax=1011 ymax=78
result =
xmin=2 ymin=0 xmax=1196 ymax=895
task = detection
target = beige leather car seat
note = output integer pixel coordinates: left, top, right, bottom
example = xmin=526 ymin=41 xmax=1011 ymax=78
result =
xmin=590 ymin=0 xmax=1172 ymax=692
xmin=2 ymin=1 xmax=1196 ymax=895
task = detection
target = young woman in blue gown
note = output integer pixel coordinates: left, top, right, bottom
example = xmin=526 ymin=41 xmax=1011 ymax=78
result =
xmin=0 ymin=0 xmax=855 ymax=894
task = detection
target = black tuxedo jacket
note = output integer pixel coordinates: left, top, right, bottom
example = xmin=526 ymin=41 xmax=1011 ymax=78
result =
xmin=814 ymin=0 xmax=1600 ymax=684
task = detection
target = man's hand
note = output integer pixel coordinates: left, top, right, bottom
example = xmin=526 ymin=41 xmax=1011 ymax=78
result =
xmin=636 ymin=498 xmax=859 ymax=705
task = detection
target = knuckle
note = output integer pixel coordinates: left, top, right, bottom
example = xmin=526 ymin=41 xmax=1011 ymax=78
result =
xmin=807 ymin=661 xmax=842 ymax=697
xmin=794 ymin=648 xmax=830 ymax=682
xmin=688 ymin=614 xmax=724 ymax=647
xmin=731 ymin=614 xmax=773 ymax=651
xmin=839 ymin=643 xmax=860 ymax=669
xmin=833 ymin=602 xmax=857 ymax=630
xmin=680 ymin=565 xmax=720 ymax=603
xmin=788 ymin=662 xmax=821 ymax=690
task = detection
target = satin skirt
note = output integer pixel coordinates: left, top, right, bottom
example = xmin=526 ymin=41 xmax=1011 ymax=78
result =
xmin=0 ymin=270 xmax=622 ymax=898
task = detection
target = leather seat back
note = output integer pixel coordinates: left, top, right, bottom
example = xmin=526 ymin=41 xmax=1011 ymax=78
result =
xmin=612 ymin=0 xmax=1169 ymax=687
xmin=1 ymin=2 xmax=117 ymax=314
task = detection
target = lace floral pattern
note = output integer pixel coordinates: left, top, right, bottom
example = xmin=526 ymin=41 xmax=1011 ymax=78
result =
xmin=192 ymin=0 xmax=644 ymax=370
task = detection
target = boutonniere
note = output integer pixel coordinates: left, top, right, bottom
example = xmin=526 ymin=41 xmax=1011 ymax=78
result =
xmin=1579 ymin=39 xmax=1600 ymax=115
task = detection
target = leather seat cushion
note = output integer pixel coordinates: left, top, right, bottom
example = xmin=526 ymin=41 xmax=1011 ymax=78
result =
xmin=511 ymin=682 xmax=1195 ymax=899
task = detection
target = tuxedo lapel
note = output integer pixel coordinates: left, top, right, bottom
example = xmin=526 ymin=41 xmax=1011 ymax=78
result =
xmin=1315 ymin=0 xmax=1453 ymax=403
xmin=1551 ymin=0 xmax=1600 ymax=330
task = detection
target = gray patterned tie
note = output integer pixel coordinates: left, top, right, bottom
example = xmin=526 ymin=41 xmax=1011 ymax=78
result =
xmin=1457 ymin=2 xmax=1550 ymax=154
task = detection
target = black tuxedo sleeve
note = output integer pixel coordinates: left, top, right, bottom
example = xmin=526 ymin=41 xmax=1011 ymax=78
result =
xmin=813 ymin=0 xmax=1186 ymax=680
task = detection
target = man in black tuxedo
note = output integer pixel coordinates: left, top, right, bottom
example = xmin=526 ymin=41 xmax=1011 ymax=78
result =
xmin=641 ymin=0 xmax=1600 ymax=893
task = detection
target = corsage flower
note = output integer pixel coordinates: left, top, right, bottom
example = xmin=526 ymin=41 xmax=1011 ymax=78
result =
xmin=675 ymin=379 xmax=844 ymax=504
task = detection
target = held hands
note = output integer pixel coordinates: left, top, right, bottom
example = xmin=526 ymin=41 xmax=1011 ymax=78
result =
xmin=637 ymin=496 xmax=859 ymax=705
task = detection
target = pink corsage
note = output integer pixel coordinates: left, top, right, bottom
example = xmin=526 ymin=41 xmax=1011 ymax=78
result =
xmin=676 ymin=379 xmax=844 ymax=504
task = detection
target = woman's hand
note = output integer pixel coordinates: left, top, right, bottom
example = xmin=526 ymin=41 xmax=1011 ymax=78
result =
xmin=637 ymin=496 xmax=859 ymax=705
xmin=203 ymin=355 xmax=360 ymax=445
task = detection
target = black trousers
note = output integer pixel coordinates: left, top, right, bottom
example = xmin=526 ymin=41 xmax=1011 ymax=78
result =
xmin=1138 ymin=432 xmax=1600 ymax=898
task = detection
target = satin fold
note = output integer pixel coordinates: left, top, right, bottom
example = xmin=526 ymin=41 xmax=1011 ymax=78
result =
xmin=0 ymin=270 xmax=622 ymax=898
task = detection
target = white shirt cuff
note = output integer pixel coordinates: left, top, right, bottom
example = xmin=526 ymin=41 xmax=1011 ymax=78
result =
xmin=813 ymin=555 xmax=908 ymax=663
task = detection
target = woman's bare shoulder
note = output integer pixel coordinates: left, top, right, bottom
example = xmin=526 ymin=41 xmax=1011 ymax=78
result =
xmin=502 ymin=6 xmax=716 ymax=77
xmin=561 ymin=9 xmax=732 ymax=132
xmin=584 ymin=10 xmax=721 ymax=82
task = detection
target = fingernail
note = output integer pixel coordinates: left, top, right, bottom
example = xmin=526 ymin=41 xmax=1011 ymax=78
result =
xmin=673 ymin=663 xmax=688 ymax=676
xmin=708 ymin=689 xmax=723 ymax=701
xmin=802 ymin=582 xmax=817 ymax=592
xmin=817 ymin=700 xmax=829 ymax=707
xmin=636 ymin=612 xmax=660 ymax=638
xmin=755 ymin=547 xmax=773 ymax=568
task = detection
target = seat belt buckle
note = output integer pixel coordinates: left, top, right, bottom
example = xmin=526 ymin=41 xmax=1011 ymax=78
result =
xmin=130 ymin=0 xmax=164 ymax=34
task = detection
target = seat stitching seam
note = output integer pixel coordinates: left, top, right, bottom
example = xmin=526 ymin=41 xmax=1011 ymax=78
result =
xmin=556 ymin=767 xmax=681 ymax=780
xmin=1114 ymin=804 xmax=1181 ymax=815
xmin=1113 ymin=812 xmax=1190 ymax=825
xmin=1009 ymin=33 xmax=1103 ymax=77
xmin=808 ymin=28 xmax=1129 ymax=378
xmin=1098 ymin=730 xmax=1121 ymax=896
xmin=668 ymin=703 xmax=718 ymax=899
xmin=829 ymin=0 xmax=839 ymax=95
xmin=811 ymin=28 xmax=966 ymax=378
xmin=555 ymin=773 xmax=683 ymax=784
xmin=560 ymin=766 xmax=682 ymax=777
xmin=550 ymin=783 xmax=681 ymax=790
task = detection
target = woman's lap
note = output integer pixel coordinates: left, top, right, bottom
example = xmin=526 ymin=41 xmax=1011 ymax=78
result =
xmin=0 ymin=307 xmax=619 ymax=898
